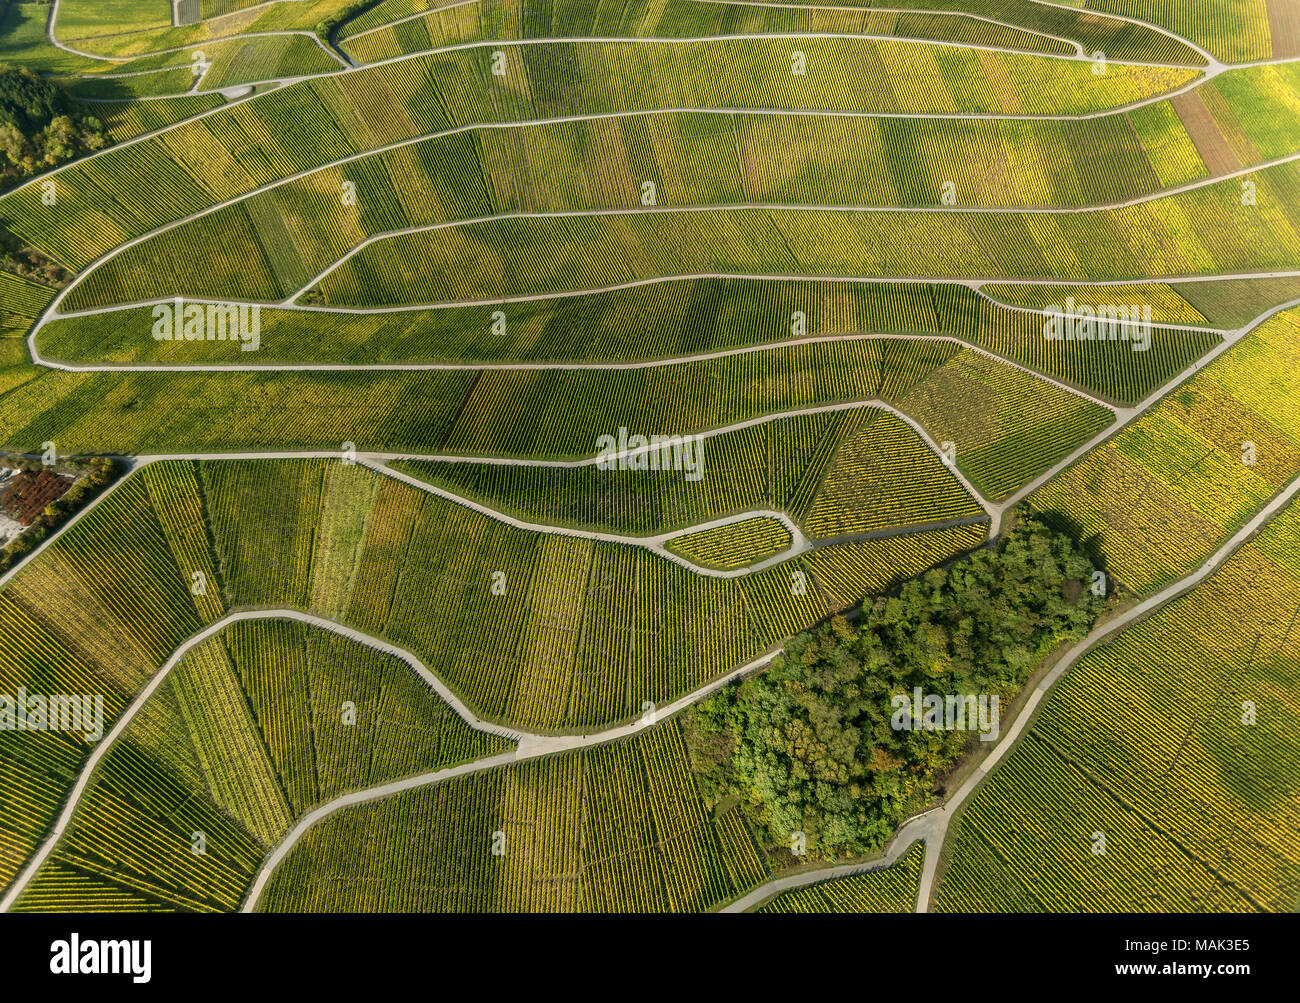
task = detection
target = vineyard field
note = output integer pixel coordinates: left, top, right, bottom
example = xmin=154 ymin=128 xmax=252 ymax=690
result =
xmin=1029 ymin=309 xmax=1300 ymax=594
xmin=257 ymin=723 xmax=768 ymax=912
xmin=665 ymin=517 xmax=793 ymax=570
xmin=392 ymin=406 xmax=986 ymax=537
xmin=10 ymin=618 xmax=510 ymax=912
xmin=756 ymin=842 xmax=925 ymax=913
xmin=935 ymin=499 xmax=1300 ymax=911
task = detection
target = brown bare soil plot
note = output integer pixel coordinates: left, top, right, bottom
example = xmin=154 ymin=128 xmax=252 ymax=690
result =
xmin=0 ymin=470 xmax=73 ymax=526
xmin=1268 ymin=0 xmax=1300 ymax=58
xmin=1171 ymin=90 xmax=1241 ymax=176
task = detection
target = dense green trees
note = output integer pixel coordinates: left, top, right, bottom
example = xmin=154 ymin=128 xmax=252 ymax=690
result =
xmin=683 ymin=509 xmax=1105 ymax=862
xmin=0 ymin=65 xmax=106 ymax=184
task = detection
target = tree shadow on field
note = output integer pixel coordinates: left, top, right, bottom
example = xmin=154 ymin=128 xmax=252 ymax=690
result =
xmin=1033 ymin=506 xmax=1112 ymax=577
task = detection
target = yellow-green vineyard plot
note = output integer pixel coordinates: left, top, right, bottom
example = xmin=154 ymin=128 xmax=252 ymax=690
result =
xmin=931 ymin=285 xmax=1222 ymax=405
xmin=3 ymin=28 xmax=1202 ymax=279
xmin=202 ymin=459 xmax=327 ymax=607
xmin=0 ymin=272 xmax=54 ymax=338
xmin=804 ymin=522 xmax=987 ymax=611
xmin=665 ymin=517 xmax=792 ymax=570
xmin=981 ymin=282 xmax=1211 ymax=326
xmin=4 ymin=474 xmax=202 ymax=686
xmin=0 ymin=468 xmax=222 ymax=899
xmin=0 ymin=334 xmax=1082 ymax=463
xmin=935 ymin=733 xmax=1263 ymax=912
xmin=221 ymin=619 xmax=510 ymax=811
xmin=1030 ymin=309 xmax=1300 ymax=593
xmin=140 ymin=460 xmax=226 ymax=623
xmin=436 ymin=339 xmax=952 ymax=458
xmin=337 ymin=0 xmax=1204 ymax=65
xmin=505 ymin=534 xmax=593 ymax=726
xmin=757 ymin=842 xmax=925 ymax=913
xmin=0 ymin=596 xmax=132 ymax=894
xmin=802 ymin=409 xmax=986 ymax=538
xmin=363 ymin=487 xmax=830 ymax=730
xmin=0 ymin=368 xmax=479 ymax=457
xmin=396 ymin=407 xmax=977 ymax=536
xmin=430 ymin=340 xmax=1109 ymax=506
xmin=290 ymin=161 xmax=1300 ymax=310
xmin=1085 ymin=0 xmax=1274 ymax=64
xmin=896 ymin=349 xmax=1114 ymax=500
xmin=10 ymin=618 xmax=511 ymax=912
xmin=258 ymin=722 xmax=766 ymax=912
xmin=38 ymin=280 xmax=1223 ymax=408
xmin=935 ymin=500 xmax=1300 ymax=913
xmin=55 ymin=96 xmax=1261 ymax=311
xmin=306 ymin=461 xmax=379 ymax=619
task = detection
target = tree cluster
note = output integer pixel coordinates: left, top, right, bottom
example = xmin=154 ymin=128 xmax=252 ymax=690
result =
xmin=682 ymin=510 xmax=1105 ymax=862
xmin=0 ymin=65 xmax=107 ymax=184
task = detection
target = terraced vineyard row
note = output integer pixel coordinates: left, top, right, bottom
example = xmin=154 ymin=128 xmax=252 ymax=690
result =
xmin=394 ymin=406 xmax=983 ymax=537
xmin=2 ymin=32 xmax=1226 ymax=276
xmin=37 ymin=280 xmax=1222 ymax=411
xmin=336 ymin=0 xmax=1208 ymax=66
xmin=802 ymin=410 xmax=985 ymax=537
xmin=292 ymin=163 xmax=1300 ymax=310
xmin=665 ymin=517 xmax=793 ymax=570
xmin=10 ymin=618 xmax=510 ymax=912
xmin=803 ymin=522 xmax=988 ymax=610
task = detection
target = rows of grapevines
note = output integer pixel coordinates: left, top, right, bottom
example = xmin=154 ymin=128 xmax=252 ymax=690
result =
xmin=665 ymin=517 xmax=792 ymax=570
xmin=937 ymin=497 xmax=1300 ymax=913
xmin=9 ymin=614 xmax=513 ymax=912
xmin=1029 ymin=309 xmax=1300 ymax=593
xmin=757 ymin=841 xmax=925 ymax=913
xmin=804 ymin=523 xmax=988 ymax=610
xmin=934 ymin=285 xmax=1223 ymax=406
xmin=897 ymin=349 xmax=1115 ymax=500
xmin=259 ymin=722 xmax=766 ymax=912
xmin=802 ymin=410 xmax=985 ymax=538
xmin=395 ymin=407 xmax=969 ymax=537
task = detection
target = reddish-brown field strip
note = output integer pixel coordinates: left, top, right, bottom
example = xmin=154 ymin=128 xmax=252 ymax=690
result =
xmin=1171 ymin=90 xmax=1242 ymax=176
